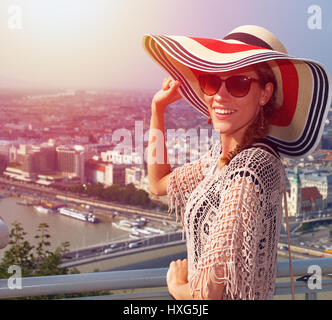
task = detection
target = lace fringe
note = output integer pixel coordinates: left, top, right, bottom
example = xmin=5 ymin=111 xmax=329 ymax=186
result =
xmin=188 ymin=261 xmax=252 ymax=300
xmin=167 ymin=191 xmax=186 ymax=240
xmin=283 ymin=187 xmax=295 ymax=300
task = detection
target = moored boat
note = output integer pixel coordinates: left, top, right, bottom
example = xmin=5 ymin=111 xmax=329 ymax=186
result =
xmin=17 ymin=200 xmax=35 ymax=206
xmin=129 ymin=230 xmax=141 ymax=239
xmin=33 ymin=205 xmax=52 ymax=214
xmin=113 ymin=221 xmax=133 ymax=232
xmin=58 ymin=207 xmax=98 ymax=223
xmin=132 ymin=227 xmax=151 ymax=236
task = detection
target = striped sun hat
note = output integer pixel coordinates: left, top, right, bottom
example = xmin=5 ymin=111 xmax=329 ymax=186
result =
xmin=143 ymin=25 xmax=331 ymax=158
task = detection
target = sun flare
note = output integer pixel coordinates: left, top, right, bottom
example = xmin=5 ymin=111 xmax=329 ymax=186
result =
xmin=24 ymin=0 xmax=102 ymax=37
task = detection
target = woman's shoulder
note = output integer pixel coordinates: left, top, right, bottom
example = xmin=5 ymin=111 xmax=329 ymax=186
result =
xmin=236 ymin=138 xmax=282 ymax=166
xmin=224 ymin=141 xmax=285 ymax=187
xmin=232 ymin=147 xmax=281 ymax=166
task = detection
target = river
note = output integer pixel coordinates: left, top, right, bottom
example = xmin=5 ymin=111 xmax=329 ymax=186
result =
xmin=0 ymin=196 xmax=129 ymax=260
xmin=2 ymin=196 xmax=332 ymax=299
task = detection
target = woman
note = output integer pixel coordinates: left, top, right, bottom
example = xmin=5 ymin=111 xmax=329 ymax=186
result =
xmin=143 ymin=25 xmax=331 ymax=300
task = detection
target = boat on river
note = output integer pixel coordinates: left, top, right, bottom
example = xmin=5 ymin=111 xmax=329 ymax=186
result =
xmin=58 ymin=207 xmax=98 ymax=223
xmin=17 ymin=200 xmax=36 ymax=206
xmin=33 ymin=205 xmax=52 ymax=214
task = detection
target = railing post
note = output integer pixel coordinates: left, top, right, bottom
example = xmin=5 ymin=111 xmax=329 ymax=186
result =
xmin=305 ymin=291 xmax=317 ymax=300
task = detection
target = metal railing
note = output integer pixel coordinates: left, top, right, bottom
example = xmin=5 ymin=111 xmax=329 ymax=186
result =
xmin=0 ymin=258 xmax=332 ymax=300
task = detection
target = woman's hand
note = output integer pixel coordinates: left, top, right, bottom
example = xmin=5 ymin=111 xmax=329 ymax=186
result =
xmin=152 ymin=78 xmax=182 ymax=113
xmin=166 ymin=258 xmax=189 ymax=298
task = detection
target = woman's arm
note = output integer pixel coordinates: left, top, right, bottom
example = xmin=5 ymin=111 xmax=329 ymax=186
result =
xmin=148 ymin=78 xmax=182 ymax=196
xmin=166 ymin=259 xmax=194 ymax=300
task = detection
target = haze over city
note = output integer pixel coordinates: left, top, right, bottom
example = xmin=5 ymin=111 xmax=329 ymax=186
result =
xmin=0 ymin=0 xmax=331 ymax=91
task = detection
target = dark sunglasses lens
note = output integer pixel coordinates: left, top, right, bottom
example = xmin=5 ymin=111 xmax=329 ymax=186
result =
xmin=199 ymin=74 xmax=221 ymax=96
xmin=226 ymin=76 xmax=252 ymax=97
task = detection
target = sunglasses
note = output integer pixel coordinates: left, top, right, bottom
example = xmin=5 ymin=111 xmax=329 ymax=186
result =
xmin=198 ymin=74 xmax=260 ymax=97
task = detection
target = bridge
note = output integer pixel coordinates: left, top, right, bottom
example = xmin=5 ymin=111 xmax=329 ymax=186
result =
xmin=290 ymin=215 xmax=332 ymax=234
xmin=60 ymin=229 xmax=332 ymax=274
xmin=60 ymin=231 xmax=186 ymax=272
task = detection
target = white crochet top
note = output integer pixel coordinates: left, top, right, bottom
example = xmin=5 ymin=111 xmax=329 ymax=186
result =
xmin=167 ymin=139 xmax=286 ymax=300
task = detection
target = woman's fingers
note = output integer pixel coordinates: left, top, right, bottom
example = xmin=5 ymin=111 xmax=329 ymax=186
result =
xmin=152 ymin=77 xmax=182 ymax=109
xmin=170 ymin=259 xmax=188 ymax=267
xmin=162 ymin=77 xmax=170 ymax=90
xmin=162 ymin=77 xmax=180 ymax=91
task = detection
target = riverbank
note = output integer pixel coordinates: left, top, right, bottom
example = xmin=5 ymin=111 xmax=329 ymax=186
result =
xmin=0 ymin=177 xmax=175 ymax=224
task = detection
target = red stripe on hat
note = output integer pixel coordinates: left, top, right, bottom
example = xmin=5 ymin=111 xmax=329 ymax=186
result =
xmin=190 ymin=37 xmax=267 ymax=54
xmin=271 ymin=60 xmax=298 ymax=127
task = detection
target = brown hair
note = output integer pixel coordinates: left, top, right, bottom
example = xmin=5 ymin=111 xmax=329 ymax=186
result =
xmin=218 ymin=62 xmax=277 ymax=169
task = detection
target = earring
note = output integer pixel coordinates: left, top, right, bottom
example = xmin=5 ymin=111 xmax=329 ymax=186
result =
xmin=259 ymin=108 xmax=265 ymax=129
xmin=207 ymin=117 xmax=212 ymax=124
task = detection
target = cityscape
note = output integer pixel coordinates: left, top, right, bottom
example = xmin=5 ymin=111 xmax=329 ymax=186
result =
xmin=0 ymin=88 xmax=331 ymax=213
xmin=0 ymin=88 xmax=217 ymax=202
xmin=0 ymin=87 xmax=331 ymax=300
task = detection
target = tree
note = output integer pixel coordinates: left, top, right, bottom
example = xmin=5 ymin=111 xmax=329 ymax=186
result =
xmin=0 ymin=222 xmax=110 ymax=299
xmin=69 ymin=184 xmax=85 ymax=194
xmin=35 ymin=242 xmax=72 ymax=277
xmin=35 ymin=222 xmax=51 ymax=261
xmin=33 ymin=223 xmax=71 ymax=276
xmin=86 ymin=182 xmax=104 ymax=197
xmin=0 ymin=222 xmax=72 ymax=279
xmin=0 ymin=221 xmax=35 ymax=278
xmin=68 ymin=181 xmax=160 ymax=210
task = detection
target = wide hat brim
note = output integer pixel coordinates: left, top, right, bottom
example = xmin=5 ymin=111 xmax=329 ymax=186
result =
xmin=143 ymin=28 xmax=331 ymax=159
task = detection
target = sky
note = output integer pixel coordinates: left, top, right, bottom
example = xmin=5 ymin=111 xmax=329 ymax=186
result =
xmin=0 ymin=0 xmax=331 ymax=91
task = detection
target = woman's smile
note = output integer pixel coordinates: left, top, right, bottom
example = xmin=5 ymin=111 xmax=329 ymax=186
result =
xmin=213 ymin=107 xmax=237 ymax=120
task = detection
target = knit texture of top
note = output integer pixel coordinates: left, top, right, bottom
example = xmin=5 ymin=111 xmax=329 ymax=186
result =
xmin=167 ymin=139 xmax=286 ymax=300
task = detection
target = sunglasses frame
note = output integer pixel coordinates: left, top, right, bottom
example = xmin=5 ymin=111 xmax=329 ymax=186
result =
xmin=198 ymin=74 xmax=261 ymax=97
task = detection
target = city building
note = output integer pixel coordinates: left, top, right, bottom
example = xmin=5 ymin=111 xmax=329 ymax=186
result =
xmin=112 ymin=164 xmax=128 ymax=187
xmin=0 ymin=145 xmax=9 ymax=172
xmin=285 ymin=167 xmax=325 ymax=217
xmin=100 ymin=149 xmax=142 ymax=165
xmin=85 ymin=160 xmax=113 ymax=186
xmin=125 ymin=166 xmax=149 ymax=193
xmin=56 ymin=146 xmax=85 ymax=183
xmin=5 ymin=144 xmax=57 ymax=176
xmin=288 ymin=167 xmax=302 ymax=217
xmin=300 ymin=171 xmax=332 ymax=209
xmin=301 ymin=187 xmax=323 ymax=214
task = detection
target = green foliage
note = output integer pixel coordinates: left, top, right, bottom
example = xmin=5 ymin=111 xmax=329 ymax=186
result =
xmin=0 ymin=221 xmax=71 ymax=279
xmin=69 ymin=184 xmax=85 ymax=194
xmin=86 ymin=182 xmax=104 ymax=197
xmin=301 ymin=222 xmax=312 ymax=233
xmin=0 ymin=222 xmax=112 ymax=299
xmin=35 ymin=222 xmax=52 ymax=261
xmin=69 ymin=182 xmax=168 ymax=211
xmin=0 ymin=221 xmax=35 ymax=277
